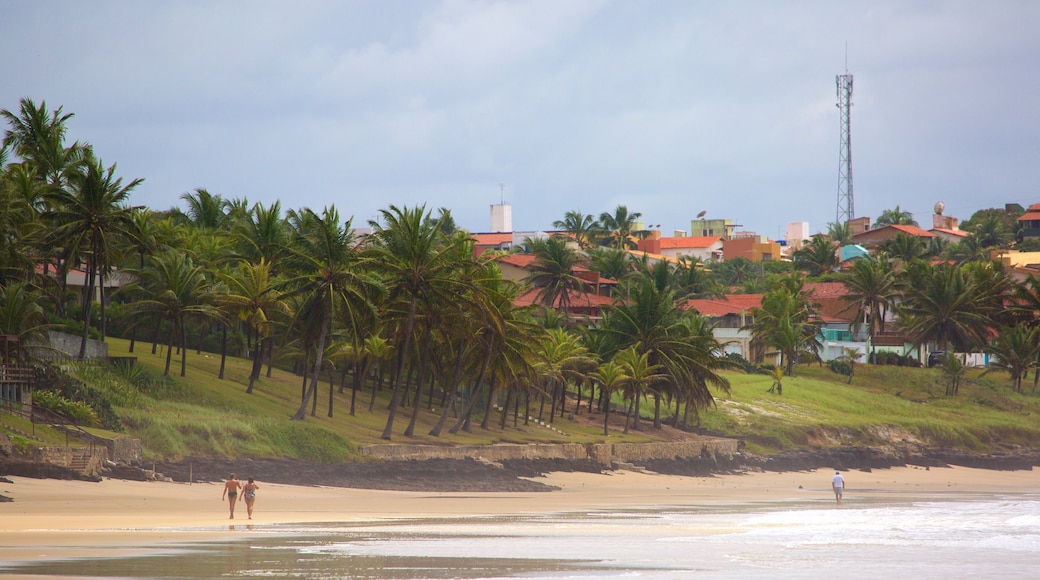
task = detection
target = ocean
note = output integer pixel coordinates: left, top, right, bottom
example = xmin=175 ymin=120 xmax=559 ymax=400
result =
xmin=3 ymin=495 xmax=1039 ymax=579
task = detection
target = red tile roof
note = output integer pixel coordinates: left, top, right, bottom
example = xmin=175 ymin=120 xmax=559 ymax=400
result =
xmin=497 ymin=254 xmax=537 ymax=268
xmin=515 ymin=288 xmax=616 ymax=308
xmin=471 ymin=232 xmax=513 ymax=245
xmin=930 ymin=228 xmax=968 ymax=237
xmin=1018 ymin=212 xmax=1040 ymax=221
xmin=803 ymin=281 xmax=850 ymax=299
xmin=682 ymin=294 xmax=764 ymax=316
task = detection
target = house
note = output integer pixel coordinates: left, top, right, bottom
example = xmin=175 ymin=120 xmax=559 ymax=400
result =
xmin=722 ymin=235 xmax=783 ymax=262
xmin=514 ymin=288 xmax=615 ymax=320
xmin=929 ymin=227 xmax=969 ymax=245
xmin=635 ymin=234 xmax=722 ymax=262
xmin=851 ymin=224 xmax=935 ymax=249
xmin=682 ymin=294 xmax=763 ymax=359
xmin=1017 ymin=203 xmax=1040 ymax=239
xmin=0 ymin=336 xmax=33 ymax=406
xmin=803 ymin=282 xmax=868 ymax=362
xmin=471 ymin=232 xmax=514 ymax=256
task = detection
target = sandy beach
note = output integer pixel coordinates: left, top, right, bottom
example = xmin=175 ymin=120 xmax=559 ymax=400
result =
xmin=1 ymin=465 xmax=1037 ymax=568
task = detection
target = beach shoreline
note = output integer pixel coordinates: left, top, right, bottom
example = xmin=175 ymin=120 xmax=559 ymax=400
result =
xmin=1 ymin=464 xmax=1037 ymax=570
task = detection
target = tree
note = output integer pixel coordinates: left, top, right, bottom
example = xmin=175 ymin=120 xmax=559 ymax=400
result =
xmin=589 ymin=360 xmax=628 ymax=435
xmin=220 ymin=259 xmax=287 ymax=393
xmin=180 ymin=188 xmax=230 ymax=230
xmin=598 ymin=205 xmax=644 ymax=250
xmin=983 ymin=326 xmax=1040 ymax=394
xmin=281 ymin=207 xmax=380 ymax=421
xmin=874 ymin=205 xmax=917 ymax=227
xmin=0 ymin=281 xmax=51 ymax=347
xmin=587 ymin=246 xmax=634 ymax=282
xmin=597 ymin=277 xmax=730 ymax=428
xmin=879 ymin=233 xmax=929 ymax=264
xmin=613 ymin=346 xmax=666 ymax=433
xmin=898 ymin=264 xmax=997 ymax=356
xmin=767 ymin=366 xmax=784 ymax=394
xmin=827 ymin=221 xmax=854 ymax=245
xmin=45 ymin=152 xmax=142 ymax=357
xmin=837 ymin=347 xmax=864 ymax=384
xmin=745 ymin=277 xmax=822 ymax=376
xmin=524 ymin=235 xmax=587 ymax=318
xmin=125 ymin=253 xmax=222 ymax=376
xmin=553 ymin=210 xmax=599 ymax=249
xmin=792 ymin=235 xmax=838 ymax=276
xmin=233 ymin=200 xmax=287 ymax=269
xmin=840 ymin=257 xmax=896 ymax=362
xmin=1 ymin=98 xmax=84 ymax=187
xmin=366 ymin=205 xmax=469 ymax=439
xmin=938 ymin=352 xmax=967 ymax=396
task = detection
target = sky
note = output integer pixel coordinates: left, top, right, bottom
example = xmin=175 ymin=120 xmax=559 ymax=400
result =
xmin=3 ymin=1 xmax=1038 ymax=237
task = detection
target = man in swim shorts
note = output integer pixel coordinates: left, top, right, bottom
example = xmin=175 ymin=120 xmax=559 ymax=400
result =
xmin=222 ymin=473 xmax=242 ymax=519
xmin=832 ymin=470 xmax=845 ymax=505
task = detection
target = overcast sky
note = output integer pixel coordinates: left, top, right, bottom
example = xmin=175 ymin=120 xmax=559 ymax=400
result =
xmin=3 ymin=1 xmax=1037 ymax=236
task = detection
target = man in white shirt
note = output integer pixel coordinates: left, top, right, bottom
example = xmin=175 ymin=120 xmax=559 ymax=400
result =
xmin=832 ymin=471 xmax=845 ymax=505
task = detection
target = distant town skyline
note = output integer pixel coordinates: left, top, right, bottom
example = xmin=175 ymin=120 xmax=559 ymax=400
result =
xmin=3 ymin=1 xmax=1035 ymax=236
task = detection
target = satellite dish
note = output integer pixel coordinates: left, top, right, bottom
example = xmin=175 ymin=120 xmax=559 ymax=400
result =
xmin=696 ymin=210 xmax=707 ymax=218
xmin=934 ymin=201 xmax=945 ymax=215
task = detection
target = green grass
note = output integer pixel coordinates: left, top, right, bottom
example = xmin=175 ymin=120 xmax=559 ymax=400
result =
xmin=6 ymin=338 xmax=1040 ymax=462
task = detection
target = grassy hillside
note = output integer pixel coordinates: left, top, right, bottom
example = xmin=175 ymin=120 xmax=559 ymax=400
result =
xmin=6 ymin=337 xmax=1040 ymax=462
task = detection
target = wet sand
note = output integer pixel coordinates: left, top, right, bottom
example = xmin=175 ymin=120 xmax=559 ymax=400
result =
xmin=1 ymin=465 xmax=1037 ymax=567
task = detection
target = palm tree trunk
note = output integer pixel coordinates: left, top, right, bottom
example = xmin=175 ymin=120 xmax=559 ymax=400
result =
xmin=218 ymin=325 xmax=228 ymax=380
xmin=78 ymin=255 xmax=96 ymax=360
xmin=404 ymin=336 xmax=433 ymax=437
xmin=247 ymin=336 xmax=263 ymax=394
xmin=381 ymin=299 xmax=417 ymax=440
xmin=431 ymin=343 xmax=476 ymax=437
xmin=292 ymin=318 xmax=329 ymax=421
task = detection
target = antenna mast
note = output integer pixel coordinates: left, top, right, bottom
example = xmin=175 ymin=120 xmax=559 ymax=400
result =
xmin=836 ymin=52 xmax=854 ymax=226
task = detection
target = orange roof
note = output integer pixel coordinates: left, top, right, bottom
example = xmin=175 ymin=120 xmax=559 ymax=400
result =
xmin=515 ymin=288 xmax=616 ymax=308
xmin=682 ymin=294 xmax=763 ymax=316
xmin=471 ymin=232 xmax=513 ymax=245
xmin=853 ymin=224 xmax=934 ymax=239
xmin=1018 ymin=212 xmax=1040 ymax=221
xmin=803 ymin=281 xmax=850 ymax=299
xmin=497 ymin=254 xmax=537 ymax=268
xmin=655 ymin=236 xmax=721 ymax=249
xmin=930 ymin=228 xmax=968 ymax=237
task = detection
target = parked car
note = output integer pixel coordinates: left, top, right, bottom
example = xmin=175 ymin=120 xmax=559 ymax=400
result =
xmin=927 ymin=351 xmax=946 ymax=367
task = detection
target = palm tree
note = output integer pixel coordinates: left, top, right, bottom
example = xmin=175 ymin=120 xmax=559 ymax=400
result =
xmin=767 ymin=366 xmax=784 ymax=394
xmin=553 ymin=210 xmax=599 ymax=249
xmin=597 ymin=277 xmax=731 ymax=428
xmin=45 ymin=152 xmax=142 ymax=358
xmin=837 ymin=347 xmax=864 ymax=384
xmin=588 ymin=359 xmax=628 ymax=435
xmin=827 ymin=221 xmax=853 ymax=245
xmin=938 ymin=352 xmax=967 ymax=396
xmin=983 ymin=326 xmax=1040 ymax=394
xmin=745 ymin=278 xmax=822 ymax=376
xmin=180 ymin=188 xmax=230 ymax=230
xmin=613 ymin=346 xmax=666 ymax=433
xmin=365 ymin=205 xmax=469 ymax=439
xmin=840 ymin=257 xmax=896 ymax=362
xmin=879 ymin=233 xmax=929 ymax=264
xmin=125 ymin=252 xmax=222 ymax=376
xmin=280 ymin=207 xmax=380 ymax=421
xmin=220 ymin=258 xmax=287 ymax=393
xmin=1 ymin=98 xmax=84 ymax=187
xmin=233 ymin=200 xmax=287 ymax=269
xmin=587 ymin=246 xmax=634 ymax=282
xmin=792 ymin=235 xmax=838 ymax=276
xmin=874 ymin=206 xmax=917 ymax=227
xmin=524 ymin=235 xmax=588 ymax=318
xmin=598 ymin=205 xmax=644 ymax=250
xmin=0 ymin=281 xmax=51 ymax=347
xmin=898 ymin=264 xmax=997 ymax=357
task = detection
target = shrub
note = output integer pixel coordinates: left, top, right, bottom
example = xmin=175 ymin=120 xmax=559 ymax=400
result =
xmin=32 ymin=389 xmax=101 ymax=427
xmin=828 ymin=359 xmax=852 ymax=376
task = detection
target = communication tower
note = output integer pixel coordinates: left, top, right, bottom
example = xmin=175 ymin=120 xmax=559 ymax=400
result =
xmin=836 ymin=70 xmax=854 ymax=225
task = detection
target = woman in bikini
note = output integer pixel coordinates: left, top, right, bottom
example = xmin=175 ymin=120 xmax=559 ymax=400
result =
xmin=241 ymin=477 xmax=259 ymax=519
xmin=222 ymin=473 xmax=242 ymax=519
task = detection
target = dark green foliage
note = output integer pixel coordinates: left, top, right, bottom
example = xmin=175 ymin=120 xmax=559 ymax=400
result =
xmin=828 ymin=359 xmax=852 ymax=376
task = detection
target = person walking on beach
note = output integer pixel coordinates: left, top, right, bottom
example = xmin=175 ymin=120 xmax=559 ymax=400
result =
xmin=242 ymin=477 xmax=259 ymax=519
xmin=222 ymin=473 xmax=242 ymax=519
xmin=832 ymin=471 xmax=845 ymax=505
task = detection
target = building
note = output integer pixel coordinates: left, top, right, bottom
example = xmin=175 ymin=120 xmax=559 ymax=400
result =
xmin=682 ymin=294 xmax=763 ymax=359
xmin=690 ymin=217 xmax=739 ymax=239
xmin=851 ymin=224 xmax=935 ymax=249
xmin=1017 ymin=203 xmax=1040 ymax=239
xmin=722 ymin=235 xmax=783 ymax=262
xmin=635 ymin=233 xmax=723 ymax=262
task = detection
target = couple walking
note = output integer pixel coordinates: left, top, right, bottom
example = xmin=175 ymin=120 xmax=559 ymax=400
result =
xmin=222 ymin=474 xmax=259 ymax=519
